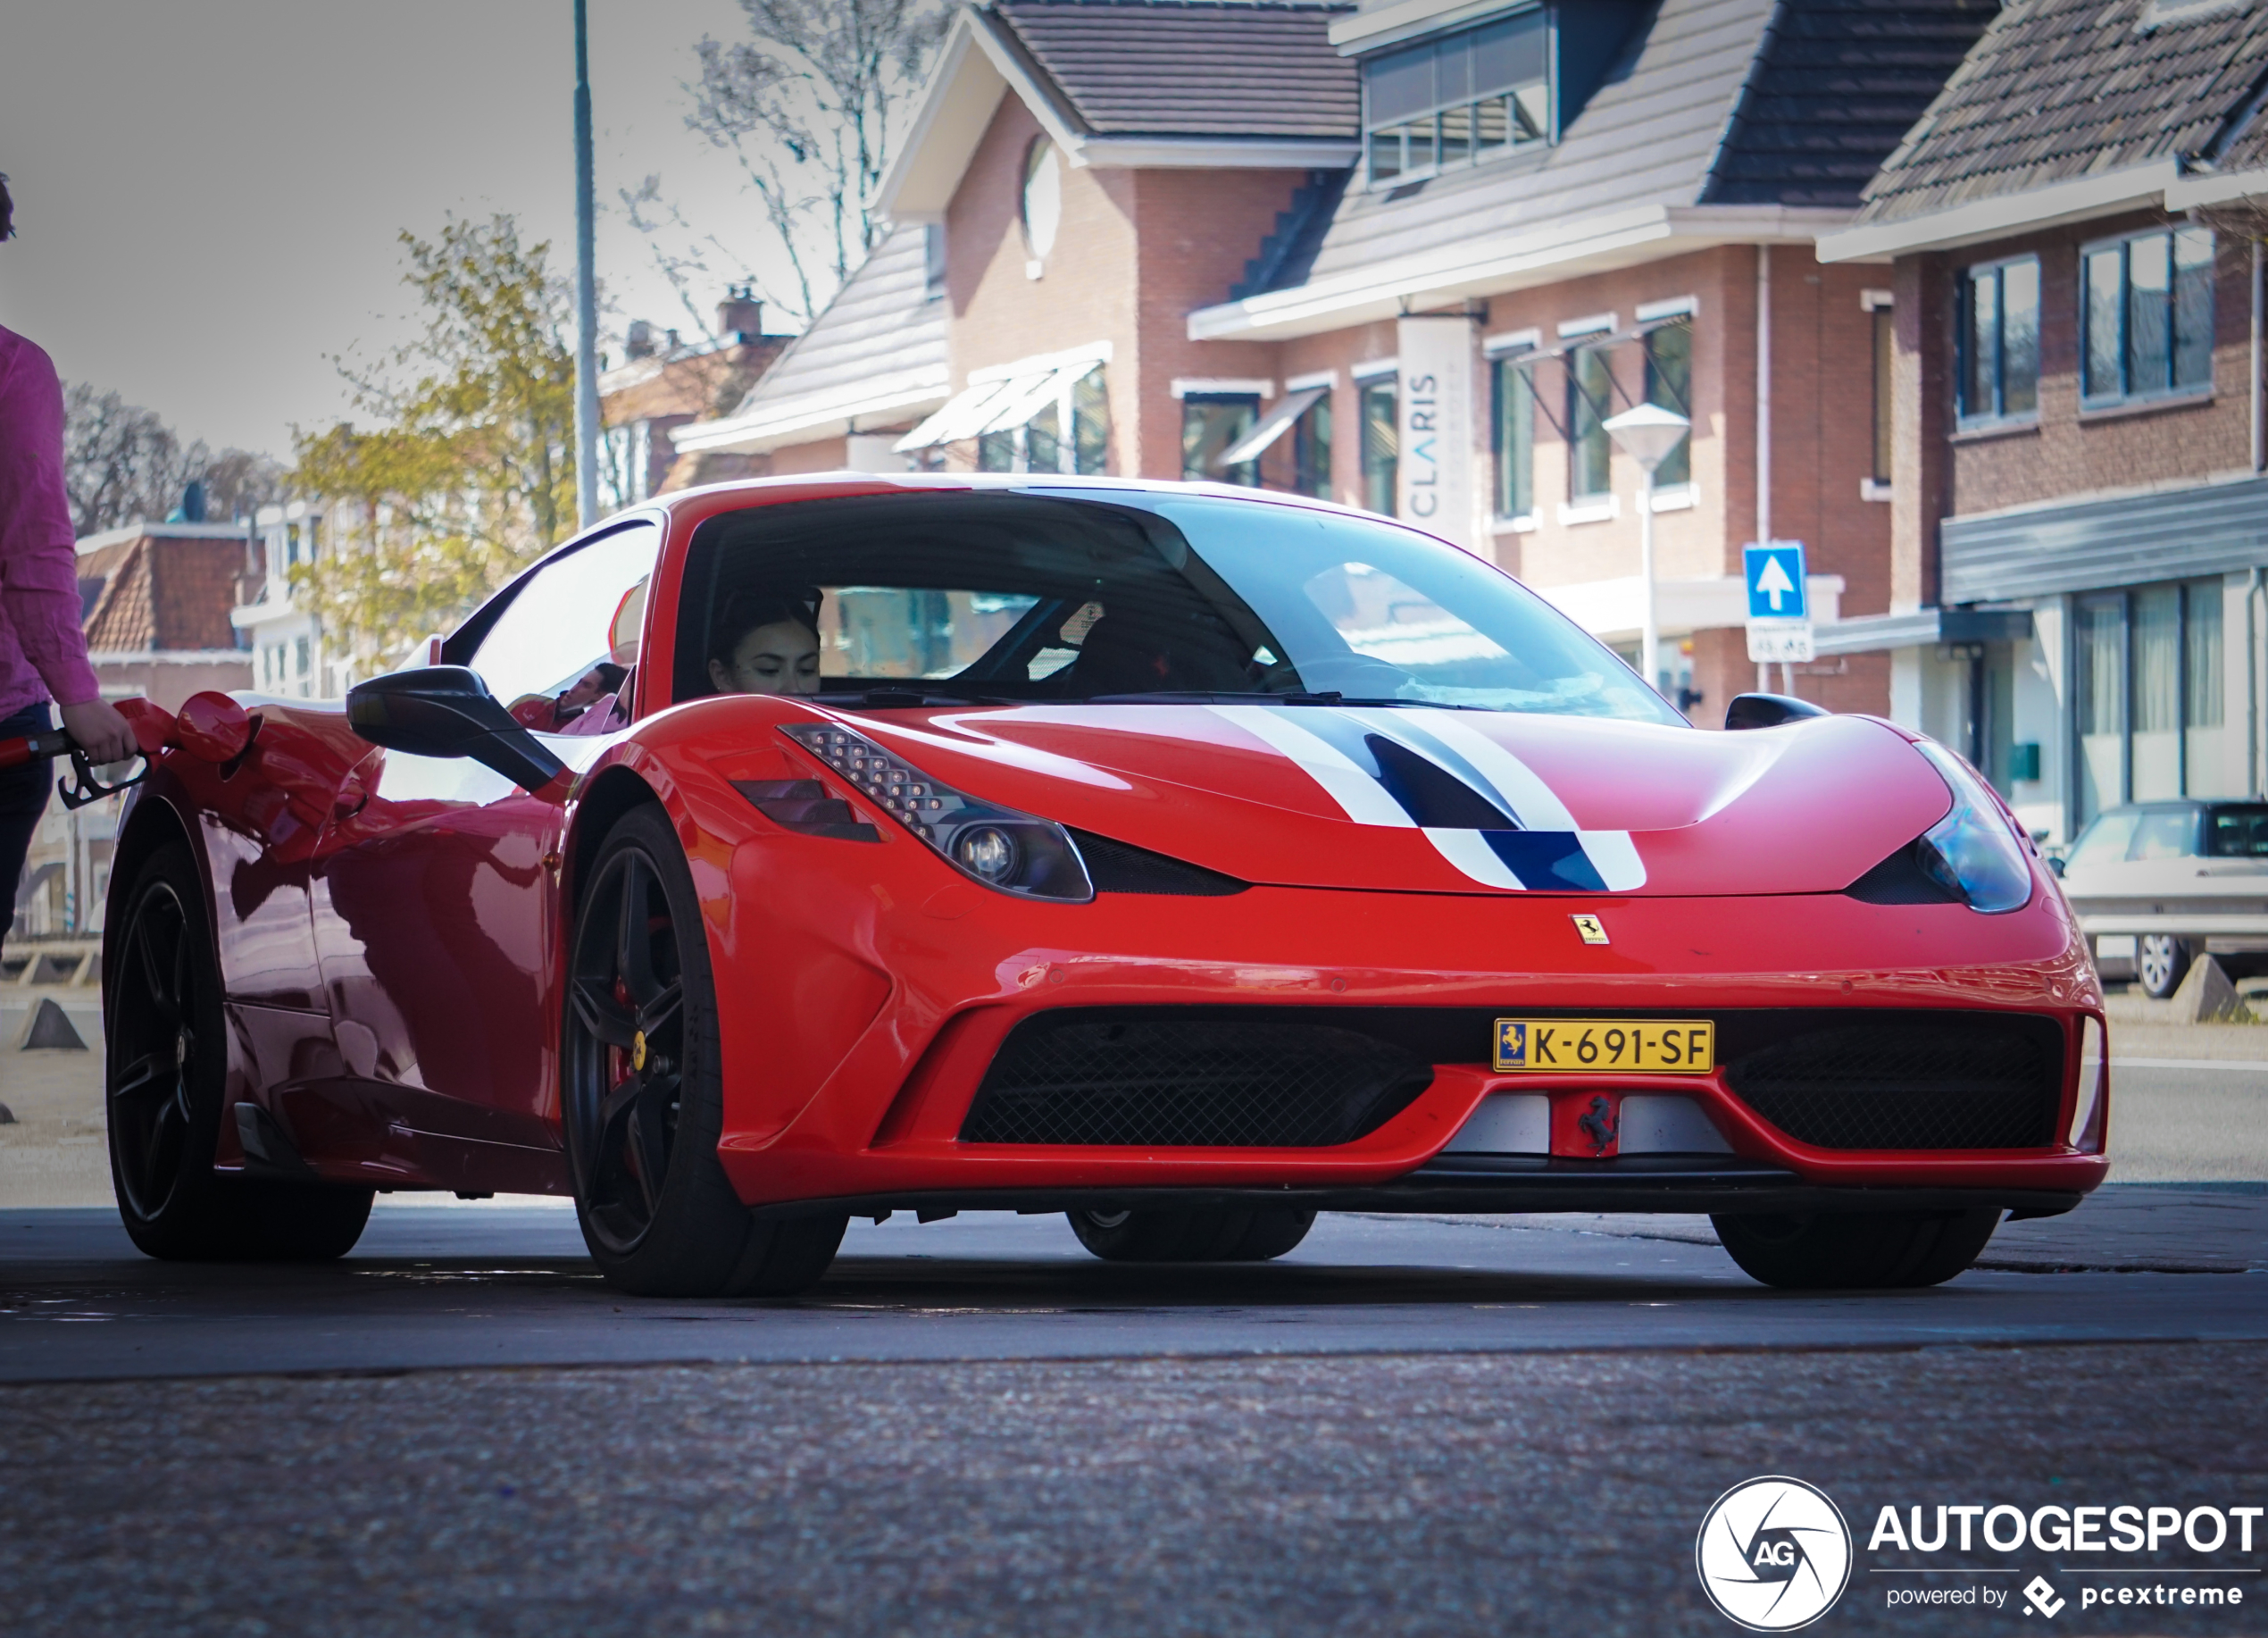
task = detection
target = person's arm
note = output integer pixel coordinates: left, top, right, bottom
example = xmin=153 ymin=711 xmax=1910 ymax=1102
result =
xmin=0 ymin=340 xmax=133 ymax=762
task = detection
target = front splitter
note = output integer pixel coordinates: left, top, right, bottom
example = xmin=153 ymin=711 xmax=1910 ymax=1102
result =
xmin=745 ymin=1153 xmax=2085 ymax=1223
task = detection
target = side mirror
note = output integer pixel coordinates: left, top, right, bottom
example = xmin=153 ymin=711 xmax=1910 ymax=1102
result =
xmin=1725 ymin=692 xmax=1830 ymax=731
xmin=346 ymin=665 xmax=568 ymax=794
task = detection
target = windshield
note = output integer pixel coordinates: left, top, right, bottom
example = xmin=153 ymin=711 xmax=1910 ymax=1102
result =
xmin=673 ymin=488 xmax=1680 ymax=722
xmin=2068 ymin=807 xmax=2201 ymax=866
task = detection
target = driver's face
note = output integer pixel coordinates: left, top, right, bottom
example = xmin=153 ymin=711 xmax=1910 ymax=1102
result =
xmin=557 ymin=668 xmax=611 ymax=711
xmin=710 ymin=621 xmax=821 ymax=696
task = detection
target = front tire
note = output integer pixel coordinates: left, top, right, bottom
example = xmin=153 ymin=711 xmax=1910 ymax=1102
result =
xmin=563 ymin=806 xmax=846 ymax=1297
xmin=1711 ymin=1208 xmax=2000 ymax=1290
xmin=1068 ymin=1207 xmax=1316 ymax=1263
xmin=2138 ymin=934 xmax=2193 ymax=999
xmin=106 ymin=843 xmax=372 ymax=1261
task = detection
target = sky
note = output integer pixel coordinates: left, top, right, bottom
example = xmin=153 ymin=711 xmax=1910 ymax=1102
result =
xmin=0 ymin=0 xmax=799 ymax=458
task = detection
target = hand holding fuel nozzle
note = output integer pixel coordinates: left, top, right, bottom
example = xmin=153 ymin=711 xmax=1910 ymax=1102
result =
xmin=0 ymin=697 xmax=164 ymax=810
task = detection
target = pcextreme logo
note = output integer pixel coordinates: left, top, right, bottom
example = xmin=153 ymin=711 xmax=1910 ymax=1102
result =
xmin=1697 ymin=1476 xmax=1855 ymax=1631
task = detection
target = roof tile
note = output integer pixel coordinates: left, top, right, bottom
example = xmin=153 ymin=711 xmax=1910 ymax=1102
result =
xmin=992 ymin=0 xmax=1357 ymax=138
xmin=1857 ymin=0 xmax=2268 ymax=222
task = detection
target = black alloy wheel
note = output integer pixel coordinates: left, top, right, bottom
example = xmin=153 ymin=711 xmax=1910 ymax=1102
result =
xmin=1067 ymin=1206 xmax=1316 ymax=1263
xmin=566 ymin=840 xmax=688 ymax=1258
xmin=106 ymin=842 xmax=372 ymax=1261
xmin=563 ymin=806 xmax=846 ymax=1296
xmin=1710 ymin=1208 xmax=2001 ymax=1290
xmin=108 ymin=857 xmax=216 ymax=1237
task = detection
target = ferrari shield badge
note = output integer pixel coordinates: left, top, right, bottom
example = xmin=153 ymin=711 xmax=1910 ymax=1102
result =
xmin=1572 ymin=914 xmax=1609 ymax=945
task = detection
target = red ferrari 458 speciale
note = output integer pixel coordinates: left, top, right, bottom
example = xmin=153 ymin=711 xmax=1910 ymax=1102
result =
xmin=98 ymin=476 xmax=2106 ymax=1294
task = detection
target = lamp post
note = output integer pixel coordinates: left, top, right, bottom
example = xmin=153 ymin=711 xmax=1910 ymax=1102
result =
xmin=1600 ymin=402 xmax=1691 ymax=701
xmin=572 ymin=0 xmax=600 ymax=531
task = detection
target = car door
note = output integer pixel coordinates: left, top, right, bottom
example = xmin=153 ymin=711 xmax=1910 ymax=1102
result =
xmin=304 ymin=521 xmax=662 ymax=1191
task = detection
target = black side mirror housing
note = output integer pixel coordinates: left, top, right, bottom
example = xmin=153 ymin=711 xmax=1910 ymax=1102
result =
xmin=1725 ymin=692 xmax=1830 ymax=731
xmin=346 ymin=665 xmax=568 ymax=793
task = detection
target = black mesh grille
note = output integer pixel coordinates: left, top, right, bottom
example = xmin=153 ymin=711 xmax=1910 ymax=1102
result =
xmin=961 ymin=1011 xmax=1432 ymax=1147
xmin=1725 ymin=1015 xmax=2063 ymax=1150
xmin=1070 ymin=830 xmax=1248 ymax=897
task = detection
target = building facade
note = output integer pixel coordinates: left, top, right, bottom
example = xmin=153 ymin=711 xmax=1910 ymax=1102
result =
xmin=1819 ymin=0 xmax=2268 ymax=841
xmin=678 ymin=0 xmax=1991 ymax=720
xmin=231 ymin=499 xmax=334 ymax=700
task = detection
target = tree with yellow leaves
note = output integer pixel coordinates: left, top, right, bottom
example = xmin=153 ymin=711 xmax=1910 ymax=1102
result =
xmin=292 ymin=215 xmax=576 ymax=674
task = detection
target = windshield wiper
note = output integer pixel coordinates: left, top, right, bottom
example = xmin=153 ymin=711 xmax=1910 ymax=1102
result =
xmin=1080 ymin=690 xmax=1476 ymax=708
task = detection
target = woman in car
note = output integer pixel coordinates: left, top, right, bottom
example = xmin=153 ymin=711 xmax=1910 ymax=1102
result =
xmin=706 ymin=589 xmax=824 ymax=698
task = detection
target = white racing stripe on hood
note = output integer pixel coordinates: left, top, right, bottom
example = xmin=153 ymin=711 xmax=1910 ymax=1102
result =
xmin=1574 ymin=829 xmax=1646 ymax=891
xmin=1208 ymin=705 xmax=1414 ymax=828
xmin=1423 ymin=827 xmax=1527 ymax=890
xmin=1209 ymin=701 xmax=1648 ymax=892
xmin=1372 ymin=707 xmax=1578 ymax=830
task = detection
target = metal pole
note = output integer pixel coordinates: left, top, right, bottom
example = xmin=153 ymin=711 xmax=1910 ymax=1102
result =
xmin=572 ymin=0 xmax=601 ymax=531
xmin=1756 ymin=243 xmax=1772 ymax=698
xmin=1639 ymin=467 xmax=1659 ymax=698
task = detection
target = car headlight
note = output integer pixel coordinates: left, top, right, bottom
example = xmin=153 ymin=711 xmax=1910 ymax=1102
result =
xmin=1911 ymin=740 xmax=2032 ymax=914
xmin=781 ymin=723 xmax=1094 ymax=902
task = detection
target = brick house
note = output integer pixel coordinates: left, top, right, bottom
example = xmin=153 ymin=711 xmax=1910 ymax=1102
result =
xmin=678 ymin=0 xmax=1989 ymax=720
xmin=9 ymin=522 xmax=254 ymax=940
xmin=1818 ymin=0 xmax=2268 ymax=841
xmin=600 ymin=291 xmax=791 ymax=499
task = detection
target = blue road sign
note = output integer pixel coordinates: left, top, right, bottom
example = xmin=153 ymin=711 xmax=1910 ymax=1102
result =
xmin=1744 ymin=541 xmax=1807 ymax=621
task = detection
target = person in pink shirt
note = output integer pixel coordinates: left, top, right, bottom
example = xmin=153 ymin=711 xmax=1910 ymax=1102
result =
xmin=0 ymin=173 xmax=137 ymax=941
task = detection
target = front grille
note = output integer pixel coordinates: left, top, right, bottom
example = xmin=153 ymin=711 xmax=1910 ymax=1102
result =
xmin=1724 ymin=1014 xmax=2063 ymax=1150
xmin=961 ymin=1010 xmax=1432 ymax=1147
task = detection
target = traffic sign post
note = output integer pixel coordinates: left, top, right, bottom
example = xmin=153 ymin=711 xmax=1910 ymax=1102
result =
xmin=1744 ymin=542 xmax=1807 ymax=620
xmin=1743 ymin=540 xmax=1813 ymax=665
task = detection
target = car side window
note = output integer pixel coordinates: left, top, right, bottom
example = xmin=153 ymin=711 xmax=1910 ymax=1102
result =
xmin=2208 ymin=807 xmax=2268 ymax=856
xmin=469 ymin=523 xmax=659 ymax=713
xmin=2128 ymin=808 xmax=2199 ymax=860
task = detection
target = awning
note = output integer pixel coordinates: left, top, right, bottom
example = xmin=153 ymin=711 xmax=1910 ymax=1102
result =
xmin=1218 ymin=386 xmax=1327 ymax=468
xmin=892 ymin=377 xmax=1026 ymax=453
xmin=894 ymin=355 xmax=1098 ymax=455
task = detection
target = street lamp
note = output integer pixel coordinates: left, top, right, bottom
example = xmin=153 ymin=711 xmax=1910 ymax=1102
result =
xmin=1601 ymin=402 xmax=1691 ymax=703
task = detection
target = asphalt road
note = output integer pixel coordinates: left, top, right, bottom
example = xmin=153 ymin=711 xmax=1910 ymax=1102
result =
xmin=2 ymin=1194 xmax=2266 ymax=1383
xmin=3 ymin=1200 xmax=2266 ymax=1637
xmin=5 ymin=1042 xmax=2268 ymax=1635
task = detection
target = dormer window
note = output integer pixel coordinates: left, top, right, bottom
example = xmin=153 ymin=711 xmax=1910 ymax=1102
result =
xmin=1363 ymin=7 xmax=1548 ymax=188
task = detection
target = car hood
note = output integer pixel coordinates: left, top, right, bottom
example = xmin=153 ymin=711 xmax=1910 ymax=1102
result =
xmin=839 ymin=704 xmax=1952 ymax=898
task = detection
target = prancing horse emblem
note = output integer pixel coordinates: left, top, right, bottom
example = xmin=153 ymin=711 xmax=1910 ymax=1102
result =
xmin=1579 ymin=1094 xmax=1619 ymax=1153
xmin=1572 ymin=914 xmax=1609 ymax=945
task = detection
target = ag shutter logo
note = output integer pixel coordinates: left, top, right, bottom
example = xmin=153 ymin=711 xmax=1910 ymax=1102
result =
xmin=1697 ymin=1476 xmax=1854 ymax=1631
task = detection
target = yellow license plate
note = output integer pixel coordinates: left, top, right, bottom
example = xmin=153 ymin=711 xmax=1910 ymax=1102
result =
xmin=1494 ymin=1018 xmax=1714 ymax=1074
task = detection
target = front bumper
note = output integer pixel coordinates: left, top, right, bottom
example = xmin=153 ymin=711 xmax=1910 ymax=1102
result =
xmin=705 ymin=857 xmax=2108 ymax=1214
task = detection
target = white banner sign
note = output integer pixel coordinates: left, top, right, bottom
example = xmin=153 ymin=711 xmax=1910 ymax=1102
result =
xmin=1397 ymin=314 xmax=1477 ymax=549
xmin=1747 ymin=621 xmax=1815 ymax=664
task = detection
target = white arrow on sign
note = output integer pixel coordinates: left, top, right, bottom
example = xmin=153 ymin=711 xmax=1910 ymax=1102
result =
xmin=1755 ymin=555 xmax=1797 ymax=612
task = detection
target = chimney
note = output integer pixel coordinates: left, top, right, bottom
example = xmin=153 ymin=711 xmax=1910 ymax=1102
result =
xmin=624 ymin=319 xmax=657 ymax=361
xmin=717 ymin=285 xmax=763 ymax=343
